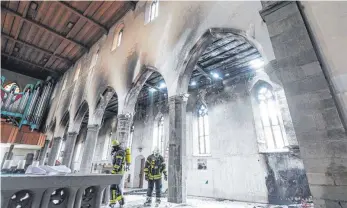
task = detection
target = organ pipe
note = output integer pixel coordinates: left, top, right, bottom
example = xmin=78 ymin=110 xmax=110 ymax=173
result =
xmin=25 ymin=84 xmax=40 ymax=122
xmin=18 ymin=90 xmax=30 ymax=114
xmin=33 ymin=86 xmax=46 ymax=124
xmin=3 ymin=91 xmax=14 ymax=111
xmin=37 ymin=81 xmax=53 ymax=126
xmin=1 ymin=76 xmax=55 ymax=131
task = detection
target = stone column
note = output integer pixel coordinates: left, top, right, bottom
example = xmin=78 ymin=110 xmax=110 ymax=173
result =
xmin=39 ymin=140 xmax=50 ymax=165
xmin=47 ymin=137 xmax=62 ymax=166
xmin=167 ymin=94 xmax=189 ymax=203
xmin=79 ymin=125 xmax=100 ymax=174
xmin=115 ymin=113 xmax=133 ymax=148
xmin=62 ymin=132 xmax=79 ymax=168
xmin=260 ymin=2 xmax=347 ymax=207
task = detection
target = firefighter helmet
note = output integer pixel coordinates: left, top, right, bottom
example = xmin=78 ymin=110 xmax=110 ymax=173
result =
xmin=112 ymin=139 xmax=120 ymax=146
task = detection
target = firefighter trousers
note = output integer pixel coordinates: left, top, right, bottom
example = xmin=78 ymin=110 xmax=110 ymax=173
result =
xmin=110 ymin=177 xmax=124 ymax=204
xmin=147 ymin=179 xmax=162 ymax=198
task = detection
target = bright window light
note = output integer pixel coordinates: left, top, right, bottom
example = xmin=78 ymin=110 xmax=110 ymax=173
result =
xmin=211 ymin=72 xmax=220 ymax=79
xmin=149 ymin=88 xmax=157 ymax=92
xmin=250 ymin=59 xmax=264 ymax=69
xmin=191 ymin=81 xmax=197 ymax=86
xmin=159 ymin=82 xmax=166 ymax=89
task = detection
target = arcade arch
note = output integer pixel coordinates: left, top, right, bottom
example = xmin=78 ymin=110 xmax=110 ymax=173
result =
xmin=78 ymin=87 xmax=119 ymax=174
xmin=124 ymin=70 xmax=169 ymax=188
xmin=164 ymin=28 xmax=309 ymax=203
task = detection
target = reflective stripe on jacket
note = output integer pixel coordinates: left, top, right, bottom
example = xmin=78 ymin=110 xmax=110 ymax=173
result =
xmin=111 ymin=149 xmax=126 ymax=174
xmin=144 ymin=154 xmax=167 ymax=180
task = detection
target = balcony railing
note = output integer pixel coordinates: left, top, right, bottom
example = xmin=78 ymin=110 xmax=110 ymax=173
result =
xmin=1 ymin=174 xmax=122 ymax=208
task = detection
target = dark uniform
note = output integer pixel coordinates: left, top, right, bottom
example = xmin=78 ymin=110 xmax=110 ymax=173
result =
xmin=109 ymin=141 xmax=126 ymax=207
xmin=144 ymin=152 xmax=167 ymax=205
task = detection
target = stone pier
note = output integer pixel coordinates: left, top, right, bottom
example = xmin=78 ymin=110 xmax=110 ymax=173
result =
xmin=62 ymin=132 xmax=79 ymax=168
xmin=79 ymin=125 xmax=100 ymax=174
xmin=47 ymin=137 xmax=62 ymax=166
xmin=167 ymin=94 xmax=189 ymax=203
xmin=260 ymin=1 xmax=347 ymax=206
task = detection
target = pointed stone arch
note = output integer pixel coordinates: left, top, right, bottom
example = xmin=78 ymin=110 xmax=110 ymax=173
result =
xmin=71 ymin=100 xmax=89 ymax=133
xmin=176 ymin=27 xmax=267 ymax=95
xmin=55 ymin=111 xmax=70 ymax=137
xmin=45 ymin=117 xmax=56 ymax=134
xmin=123 ymin=65 xmax=157 ymax=114
xmin=92 ymin=86 xmax=117 ymax=125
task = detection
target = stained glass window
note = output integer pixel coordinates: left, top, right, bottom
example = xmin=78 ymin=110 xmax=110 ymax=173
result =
xmin=4 ymin=82 xmax=20 ymax=93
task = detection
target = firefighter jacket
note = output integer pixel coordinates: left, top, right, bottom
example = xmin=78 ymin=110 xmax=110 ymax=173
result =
xmin=111 ymin=148 xmax=126 ymax=175
xmin=144 ymin=154 xmax=167 ymax=180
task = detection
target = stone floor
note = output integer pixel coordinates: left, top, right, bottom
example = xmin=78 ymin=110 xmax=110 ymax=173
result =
xmin=104 ymin=194 xmax=314 ymax=208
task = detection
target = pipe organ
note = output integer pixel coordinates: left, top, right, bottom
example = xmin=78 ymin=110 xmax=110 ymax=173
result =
xmin=1 ymin=76 xmax=54 ymax=130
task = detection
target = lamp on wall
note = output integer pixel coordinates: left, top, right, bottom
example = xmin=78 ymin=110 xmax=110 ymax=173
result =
xmin=137 ymin=146 xmax=143 ymax=152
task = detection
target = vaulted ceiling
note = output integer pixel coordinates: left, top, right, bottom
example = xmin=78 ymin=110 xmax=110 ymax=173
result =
xmin=1 ymin=1 xmax=136 ymax=80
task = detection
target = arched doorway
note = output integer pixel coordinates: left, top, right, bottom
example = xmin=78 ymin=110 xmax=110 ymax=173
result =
xmin=133 ymin=155 xmax=145 ymax=188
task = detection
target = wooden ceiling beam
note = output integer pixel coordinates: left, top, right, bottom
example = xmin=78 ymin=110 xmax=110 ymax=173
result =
xmin=2 ymin=53 xmax=61 ymax=76
xmin=8 ymin=2 xmax=30 ymax=55
xmin=199 ymin=42 xmax=247 ymax=65
xmin=196 ymin=64 xmax=212 ymax=79
xmin=203 ymin=47 xmax=257 ymax=70
xmin=200 ymin=39 xmax=238 ymax=59
xmin=57 ymin=1 xmax=108 ymax=34
xmin=2 ymin=33 xmax=73 ymax=65
xmin=2 ymin=7 xmax=89 ymax=51
xmin=66 ymin=1 xmax=95 ymax=39
xmin=106 ymin=2 xmax=136 ymax=28
xmin=223 ymin=53 xmax=261 ymax=70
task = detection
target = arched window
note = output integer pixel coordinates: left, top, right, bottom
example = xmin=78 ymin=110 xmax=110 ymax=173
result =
xmin=149 ymin=0 xmax=159 ymax=22
xmin=73 ymin=63 xmax=81 ymax=82
xmin=257 ymin=86 xmax=285 ymax=149
xmin=4 ymin=82 xmax=20 ymax=93
xmin=153 ymin=116 xmax=164 ymax=155
xmin=112 ymin=25 xmax=124 ymax=51
xmin=90 ymin=49 xmax=99 ymax=70
xmin=117 ymin=29 xmax=123 ymax=47
xmin=127 ymin=125 xmax=134 ymax=149
xmin=195 ymin=105 xmax=210 ymax=155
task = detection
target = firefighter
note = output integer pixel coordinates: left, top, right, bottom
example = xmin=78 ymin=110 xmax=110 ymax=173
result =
xmin=144 ymin=147 xmax=167 ymax=207
xmin=109 ymin=139 xmax=128 ymax=208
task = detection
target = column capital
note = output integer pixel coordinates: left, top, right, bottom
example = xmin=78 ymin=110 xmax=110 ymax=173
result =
xmin=87 ymin=124 xmax=100 ymax=131
xmin=169 ymin=93 xmax=189 ymax=103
